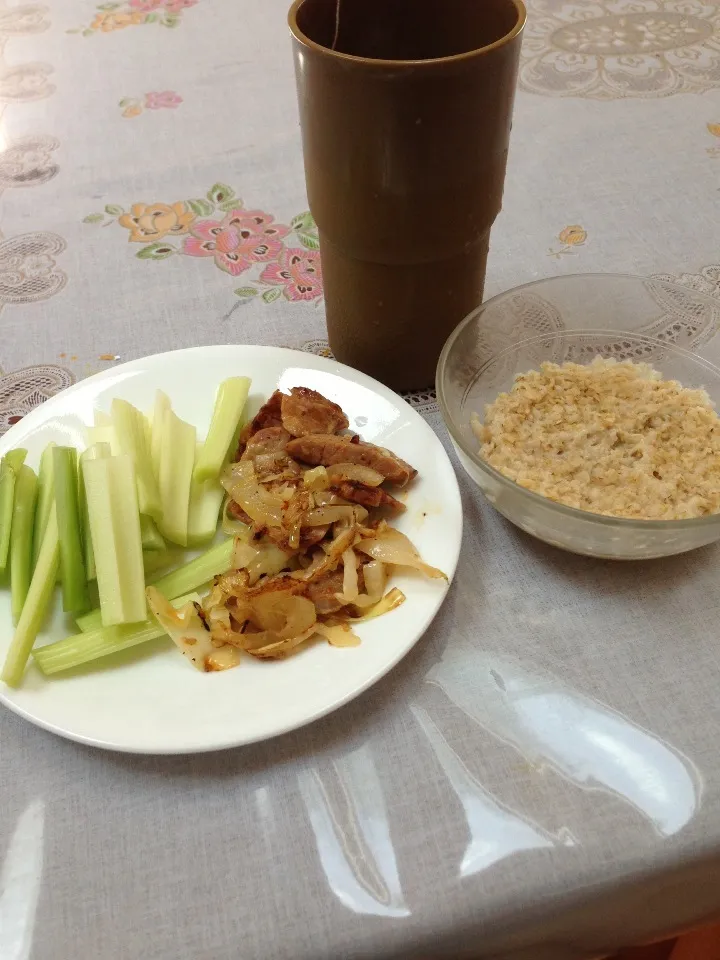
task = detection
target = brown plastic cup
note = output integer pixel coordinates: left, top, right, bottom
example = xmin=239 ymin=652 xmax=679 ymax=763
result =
xmin=288 ymin=0 xmax=526 ymax=391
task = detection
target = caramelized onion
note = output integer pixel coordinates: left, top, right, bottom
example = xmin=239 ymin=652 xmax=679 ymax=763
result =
xmin=336 ymin=559 xmax=387 ymax=608
xmin=303 ymin=506 xmax=356 ymax=526
xmin=221 ymin=461 xmax=285 ymax=527
xmin=146 ymin=587 xmax=238 ymax=672
xmin=303 ymin=465 xmax=329 ymax=491
xmin=315 ymin=622 xmax=361 ymax=647
xmin=326 ymin=463 xmax=384 ymax=487
xmin=247 ymin=625 xmax=318 ymax=659
xmin=350 ymin=587 xmax=406 ymax=621
xmin=363 ymin=560 xmax=386 ymax=600
xmin=341 ymin=548 xmax=358 ymax=601
xmin=251 ymin=591 xmax=317 ymax=637
xmin=356 ymin=529 xmax=447 ymax=580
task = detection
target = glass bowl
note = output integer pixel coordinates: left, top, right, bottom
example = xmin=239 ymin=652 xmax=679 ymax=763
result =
xmin=436 ymin=273 xmax=720 ymax=560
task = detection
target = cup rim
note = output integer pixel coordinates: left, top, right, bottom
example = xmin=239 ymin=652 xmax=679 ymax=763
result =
xmin=435 ymin=271 xmax=720 ymax=531
xmin=288 ymin=0 xmax=527 ymax=68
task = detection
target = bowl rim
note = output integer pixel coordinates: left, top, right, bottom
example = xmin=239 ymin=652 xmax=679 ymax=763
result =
xmin=436 ymin=271 xmax=720 ymax=531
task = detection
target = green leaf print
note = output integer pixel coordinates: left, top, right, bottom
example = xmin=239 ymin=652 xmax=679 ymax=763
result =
xmin=207 ymin=183 xmax=235 ymax=206
xmin=145 ymin=12 xmax=159 ymax=22
xmin=291 ymin=211 xmax=316 ymax=234
xmin=161 ymin=13 xmax=180 ymax=27
xmin=83 ymin=214 xmax=104 ymax=224
xmin=136 ymin=243 xmax=176 ymax=260
xmin=105 ymin=204 xmax=124 ymax=216
xmin=262 ymin=289 xmax=282 ymax=304
xmin=187 ymin=198 xmax=214 ymax=217
xmin=292 ymin=211 xmax=320 ymax=250
xmin=297 ymin=233 xmax=320 ymax=251
xmin=234 ymin=287 xmax=259 ymax=299
xmin=82 ymin=28 xmax=95 ymax=36
xmin=218 ymin=198 xmax=241 ymax=214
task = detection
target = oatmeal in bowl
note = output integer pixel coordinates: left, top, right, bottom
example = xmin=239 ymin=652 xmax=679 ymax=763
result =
xmin=436 ymin=274 xmax=720 ymax=559
xmin=473 ymin=357 xmax=720 ymax=522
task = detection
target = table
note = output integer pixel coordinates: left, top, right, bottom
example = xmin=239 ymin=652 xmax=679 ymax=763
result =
xmin=2 ymin=1 xmax=720 ymax=958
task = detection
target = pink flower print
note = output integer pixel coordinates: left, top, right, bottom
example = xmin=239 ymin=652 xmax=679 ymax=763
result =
xmin=129 ymin=0 xmax=164 ymax=10
xmin=260 ymin=247 xmax=323 ymax=302
xmin=183 ymin=209 xmax=290 ymax=277
xmin=164 ymin=0 xmax=198 ymax=11
xmin=144 ymin=91 xmax=183 ymax=110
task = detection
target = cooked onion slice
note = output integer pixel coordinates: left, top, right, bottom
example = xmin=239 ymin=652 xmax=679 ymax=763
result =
xmin=313 ymin=491 xmax=348 ymax=507
xmin=363 ymin=559 xmax=386 ymax=599
xmin=252 ymin=591 xmax=317 ymax=635
xmin=206 ymin=645 xmax=241 ymax=670
xmin=303 ymin=465 xmax=329 ymax=491
xmin=247 ymin=625 xmax=318 ymax=659
xmin=290 ymin=525 xmax=357 ymax=582
xmin=221 ymin=500 xmax=253 ymax=538
xmin=315 ymin=622 xmax=361 ymax=647
xmin=341 ymin=548 xmax=359 ymax=601
xmin=221 ymin=461 xmax=285 ymax=527
xmin=326 ymin=463 xmax=384 ymax=486
xmin=336 ymin=559 xmax=386 ymax=608
xmin=146 ymin=586 xmax=239 ymax=672
xmin=350 ymin=587 xmax=406 ymax=621
xmin=303 ymin=506 xmax=356 ymax=526
xmin=356 ymin=529 xmax=447 ymax=580
xmin=232 ymin=590 xmax=317 ymax=652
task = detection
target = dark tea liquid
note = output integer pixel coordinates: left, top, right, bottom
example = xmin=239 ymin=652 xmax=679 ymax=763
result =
xmin=305 ymin=0 xmax=518 ymax=60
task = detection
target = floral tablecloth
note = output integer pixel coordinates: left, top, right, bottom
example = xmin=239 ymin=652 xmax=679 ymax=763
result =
xmin=2 ymin=1 xmax=720 ymax=959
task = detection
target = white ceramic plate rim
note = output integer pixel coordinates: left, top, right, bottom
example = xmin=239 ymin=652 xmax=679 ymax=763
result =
xmin=0 ymin=345 xmax=462 ymax=754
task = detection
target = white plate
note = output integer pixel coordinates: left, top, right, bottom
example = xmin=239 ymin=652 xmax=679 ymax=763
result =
xmin=0 ymin=345 xmax=462 ymax=754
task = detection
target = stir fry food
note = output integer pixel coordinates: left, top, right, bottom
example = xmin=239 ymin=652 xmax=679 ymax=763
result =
xmin=150 ymin=386 xmax=446 ymax=669
xmin=0 ymin=377 xmax=445 ymax=686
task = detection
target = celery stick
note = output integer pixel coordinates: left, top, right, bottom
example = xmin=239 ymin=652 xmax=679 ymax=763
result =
xmin=75 ymin=609 xmax=102 ymax=634
xmin=112 ymin=398 xmax=161 ymax=520
xmin=151 ymin=536 xmax=233 ymax=597
xmin=193 ymin=377 xmax=250 ymax=483
xmin=0 ymin=449 xmax=26 ymax=575
xmin=53 ymin=446 xmax=89 ymax=614
xmin=86 ymin=442 xmax=112 ymax=460
xmin=94 ymin=409 xmax=112 ymax=427
xmin=73 ymin=547 xmax=178 ymax=613
xmin=3 ymin=447 xmax=27 ymax=473
xmin=10 ymin=465 xmax=38 ymax=624
xmin=187 ymin=440 xmax=225 ymax=546
xmin=79 ymin=444 xmax=111 ymax=582
xmin=188 ymin=481 xmax=225 ymax=546
xmin=5 ymin=449 xmax=27 ymax=471
xmin=1 ymin=506 xmax=59 ymax=687
xmin=33 ymin=592 xmax=200 ymax=675
xmin=86 ymin=425 xmax=119 ymax=455
xmin=158 ymin=408 xmax=196 ymax=546
xmin=142 ymin=548 xmax=182 ymax=578
xmin=84 ymin=453 xmax=145 ymax=626
xmin=140 ymin=514 xmax=166 ymax=552
xmin=0 ymin=461 xmax=15 ymax=577
xmin=33 ymin=443 xmax=55 ymax=569
xmin=150 ymin=390 xmax=171 ymax=481
xmin=75 ymin=537 xmax=234 ymax=633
